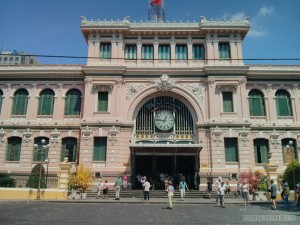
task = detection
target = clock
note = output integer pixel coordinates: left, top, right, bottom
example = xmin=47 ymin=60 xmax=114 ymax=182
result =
xmin=154 ymin=110 xmax=174 ymax=131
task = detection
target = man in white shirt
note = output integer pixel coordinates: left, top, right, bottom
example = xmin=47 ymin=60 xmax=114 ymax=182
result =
xmin=143 ymin=179 xmax=151 ymax=200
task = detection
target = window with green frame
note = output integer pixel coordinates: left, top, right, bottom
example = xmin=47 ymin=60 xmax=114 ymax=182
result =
xmin=193 ymin=45 xmax=205 ymax=60
xmin=6 ymin=137 xmax=22 ymax=161
xmin=93 ymin=137 xmax=107 ymax=161
xmin=124 ymin=45 xmax=137 ymax=60
xmin=142 ymin=45 xmax=154 ymax=60
xmin=225 ymin=138 xmax=238 ymax=162
xmin=100 ymin=43 xmax=111 ymax=59
xmin=275 ymin=90 xmax=292 ymax=116
xmin=281 ymin=139 xmax=298 ymax=163
xmin=98 ymin=92 xmax=108 ymax=112
xmin=12 ymin=89 xmax=29 ymax=115
xmin=254 ymin=139 xmax=269 ymax=163
xmin=38 ymin=89 xmax=55 ymax=115
xmin=175 ymin=45 xmax=187 ymax=60
xmin=158 ymin=45 xmax=171 ymax=60
xmin=219 ymin=43 xmax=230 ymax=59
xmin=0 ymin=89 xmax=3 ymax=114
xmin=61 ymin=137 xmax=77 ymax=162
xmin=249 ymin=89 xmax=266 ymax=116
xmin=223 ymin=92 xmax=233 ymax=112
xmin=33 ymin=137 xmax=49 ymax=161
xmin=64 ymin=89 xmax=81 ymax=116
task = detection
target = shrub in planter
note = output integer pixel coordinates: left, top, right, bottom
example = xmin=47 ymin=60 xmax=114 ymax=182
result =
xmin=0 ymin=173 xmax=16 ymax=187
xmin=26 ymin=164 xmax=46 ymax=189
xmin=68 ymin=164 xmax=94 ymax=194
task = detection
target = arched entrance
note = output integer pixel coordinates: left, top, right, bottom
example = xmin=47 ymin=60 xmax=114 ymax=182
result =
xmin=130 ymin=96 xmax=202 ymax=189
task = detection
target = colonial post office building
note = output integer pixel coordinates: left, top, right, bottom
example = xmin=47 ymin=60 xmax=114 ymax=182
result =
xmin=0 ymin=15 xmax=299 ymax=190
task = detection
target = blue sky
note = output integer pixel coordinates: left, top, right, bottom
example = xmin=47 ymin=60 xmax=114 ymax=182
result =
xmin=0 ymin=0 xmax=299 ymax=65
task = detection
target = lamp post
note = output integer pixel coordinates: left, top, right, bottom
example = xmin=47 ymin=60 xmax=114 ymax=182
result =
xmin=34 ymin=139 xmax=50 ymax=200
xmin=287 ymin=140 xmax=296 ymax=200
xmin=45 ymin=158 xmax=50 ymax=189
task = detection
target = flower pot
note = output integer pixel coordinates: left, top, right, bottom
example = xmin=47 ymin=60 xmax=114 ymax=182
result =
xmin=81 ymin=193 xmax=87 ymax=200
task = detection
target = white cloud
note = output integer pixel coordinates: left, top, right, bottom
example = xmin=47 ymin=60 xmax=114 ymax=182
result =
xmin=231 ymin=12 xmax=247 ymax=20
xmin=247 ymin=29 xmax=266 ymax=38
xmin=258 ymin=6 xmax=274 ymax=17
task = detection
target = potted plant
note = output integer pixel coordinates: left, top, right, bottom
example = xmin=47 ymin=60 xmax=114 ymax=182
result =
xmin=68 ymin=164 xmax=94 ymax=199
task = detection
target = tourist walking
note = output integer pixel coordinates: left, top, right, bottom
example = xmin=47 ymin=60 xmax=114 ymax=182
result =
xmin=96 ymin=179 xmax=103 ymax=199
xmin=179 ymin=176 xmax=189 ymax=200
xmin=122 ymin=174 xmax=128 ymax=190
xmin=206 ymin=181 xmax=212 ymax=199
xmin=102 ymin=180 xmax=109 ymax=199
xmin=143 ymin=178 xmax=151 ymax=200
xmin=241 ymin=181 xmax=249 ymax=206
xmin=269 ymin=179 xmax=277 ymax=210
xmin=115 ymin=176 xmax=122 ymax=200
xmin=283 ymin=182 xmax=290 ymax=209
xmin=167 ymin=181 xmax=175 ymax=209
xmin=215 ymin=177 xmax=222 ymax=205
xmin=218 ymin=182 xmax=226 ymax=208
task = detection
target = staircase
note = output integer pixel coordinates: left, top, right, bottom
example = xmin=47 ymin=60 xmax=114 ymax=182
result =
xmin=86 ymin=188 xmax=238 ymax=199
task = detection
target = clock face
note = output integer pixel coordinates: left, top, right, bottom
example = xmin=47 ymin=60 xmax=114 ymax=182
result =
xmin=154 ymin=110 xmax=174 ymax=131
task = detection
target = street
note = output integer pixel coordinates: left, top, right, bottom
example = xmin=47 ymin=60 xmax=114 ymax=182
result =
xmin=0 ymin=202 xmax=299 ymax=225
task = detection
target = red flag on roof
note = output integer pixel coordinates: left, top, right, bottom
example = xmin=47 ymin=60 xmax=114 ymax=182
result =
xmin=151 ymin=0 xmax=162 ymax=6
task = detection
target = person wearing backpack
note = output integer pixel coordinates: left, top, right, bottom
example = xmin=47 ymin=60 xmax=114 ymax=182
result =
xmin=179 ymin=176 xmax=189 ymax=201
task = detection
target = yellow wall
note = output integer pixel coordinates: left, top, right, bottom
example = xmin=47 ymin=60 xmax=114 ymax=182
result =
xmin=0 ymin=188 xmax=68 ymax=200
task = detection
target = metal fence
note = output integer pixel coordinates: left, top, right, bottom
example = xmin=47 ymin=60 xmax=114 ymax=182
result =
xmin=0 ymin=175 xmax=58 ymax=189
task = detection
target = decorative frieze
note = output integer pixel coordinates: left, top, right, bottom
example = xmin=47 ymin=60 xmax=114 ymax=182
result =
xmin=93 ymin=84 xmax=113 ymax=92
xmin=126 ymin=83 xmax=148 ymax=101
xmin=180 ymin=83 xmax=205 ymax=105
xmin=211 ymin=126 xmax=223 ymax=145
xmin=50 ymin=128 xmax=61 ymax=144
xmin=153 ymin=73 xmax=175 ymax=91
xmin=269 ymin=129 xmax=280 ymax=148
xmin=0 ymin=128 xmax=6 ymax=144
xmin=23 ymin=128 xmax=33 ymax=143
xmin=239 ymin=127 xmax=250 ymax=146
xmin=81 ymin=126 xmax=93 ymax=144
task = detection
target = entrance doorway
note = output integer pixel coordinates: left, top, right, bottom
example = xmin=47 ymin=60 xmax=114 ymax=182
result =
xmin=133 ymin=155 xmax=197 ymax=190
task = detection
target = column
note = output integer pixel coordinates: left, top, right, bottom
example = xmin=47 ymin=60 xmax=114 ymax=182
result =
xmin=153 ymin=41 xmax=159 ymax=66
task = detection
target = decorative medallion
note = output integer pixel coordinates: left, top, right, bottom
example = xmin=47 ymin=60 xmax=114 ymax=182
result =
xmin=81 ymin=126 xmax=93 ymax=144
xmin=211 ymin=126 xmax=223 ymax=145
xmin=126 ymin=83 xmax=148 ymax=101
xmin=0 ymin=128 xmax=6 ymax=144
xmin=50 ymin=128 xmax=61 ymax=144
xmin=108 ymin=126 xmax=119 ymax=145
xmin=269 ymin=129 xmax=280 ymax=148
xmin=153 ymin=74 xmax=175 ymax=91
xmin=23 ymin=128 xmax=33 ymax=143
xmin=239 ymin=126 xmax=250 ymax=146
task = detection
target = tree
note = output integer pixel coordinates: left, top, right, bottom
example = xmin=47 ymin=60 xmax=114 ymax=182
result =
xmin=26 ymin=164 xmax=46 ymax=188
xmin=239 ymin=169 xmax=266 ymax=194
xmin=68 ymin=164 xmax=94 ymax=193
xmin=0 ymin=173 xmax=16 ymax=187
xmin=283 ymin=160 xmax=300 ymax=190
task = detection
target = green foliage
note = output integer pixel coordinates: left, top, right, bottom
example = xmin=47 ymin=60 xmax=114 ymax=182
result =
xmin=283 ymin=160 xmax=300 ymax=190
xmin=0 ymin=173 xmax=16 ymax=187
xmin=239 ymin=169 xmax=267 ymax=194
xmin=26 ymin=164 xmax=46 ymax=188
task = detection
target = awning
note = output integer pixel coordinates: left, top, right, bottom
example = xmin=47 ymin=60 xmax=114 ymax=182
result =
xmin=129 ymin=143 xmax=202 ymax=155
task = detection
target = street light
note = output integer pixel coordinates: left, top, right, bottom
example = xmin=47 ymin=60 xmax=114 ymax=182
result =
xmin=286 ymin=140 xmax=296 ymax=201
xmin=45 ymin=158 xmax=50 ymax=189
xmin=34 ymin=139 xmax=50 ymax=200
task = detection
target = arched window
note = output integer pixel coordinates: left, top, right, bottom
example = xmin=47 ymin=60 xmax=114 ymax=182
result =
xmin=6 ymin=137 xmax=22 ymax=161
xmin=248 ymin=89 xmax=265 ymax=116
xmin=254 ymin=139 xmax=269 ymax=163
xmin=38 ymin=89 xmax=55 ymax=115
xmin=61 ymin=137 xmax=77 ymax=162
xmin=64 ymin=89 xmax=81 ymax=116
xmin=33 ymin=137 xmax=49 ymax=161
xmin=0 ymin=89 xmax=3 ymax=114
xmin=275 ymin=90 xmax=292 ymax=116
xmin=12 ymin=89 xmax=29 ymax=115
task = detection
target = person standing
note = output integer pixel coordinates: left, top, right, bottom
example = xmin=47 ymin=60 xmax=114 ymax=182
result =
xmin=241 ymin=181 xmax=249 ymax=206
xmin=96 ymin=179 xmax=103 ymax=199
xmin=167 ymin=181 xmax=175 ymax=210
xmin=102 ymin=180 xmax=109 ymax=199
xmin=295 ymin=183 xmax=300 ymax=209
xmin=115 ymin=176 xmax=122 ymax=200
xmin=143 ymin=178 xmax=151 ymax=200
xmin=160 ymin=172 xmax=165 ymax=190
xmin=206 ymin=181 xmax=212 ymax=199
xmin=218 ymin=182 xmax=226 ymax=208
xmin=270 ymin=179 xmax=277 ymax=210
xmin=179 ymin=177 xmax=189 ymax=201
xmin=122 ymin=174 xmax=128 ymax=190
xmin=215 ymin=177 xmax=222 ymax=205
xmin=283 ymin=182 xmax=290 ymax=209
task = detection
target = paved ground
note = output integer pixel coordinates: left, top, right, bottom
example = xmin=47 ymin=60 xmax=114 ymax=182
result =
xmin=0 ymin=200 xmax=299 ymax=225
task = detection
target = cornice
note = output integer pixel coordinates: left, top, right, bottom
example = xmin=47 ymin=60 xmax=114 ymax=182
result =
xmin=204 ymin=65 xmax=249 ymax=75
xmin=247 ymin=66 xmax=300 ymax=76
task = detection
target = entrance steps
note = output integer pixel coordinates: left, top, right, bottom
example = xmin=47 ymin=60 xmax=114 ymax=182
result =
xmin=86 ymin=189 xmax=238 ymax=199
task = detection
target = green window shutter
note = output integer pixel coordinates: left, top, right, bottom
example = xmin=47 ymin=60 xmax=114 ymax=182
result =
xmin=38 ymin=89 xmax=54 ymax=115
xmin=249 ymin=90 xmax=265 ymax=116
xmin=12 ymin=89 xmax=28 ymax=115
xmin=125 ymin=45 xmax=137 ymax=60
xmin=225 ymin=138 xmax=238 ymax=162
xmin=254 ymin=143 xmax=258 ymax=163
xmin=223 ymin=92 xmax=233 ymax=112
xmin=159 ymin=45 xmax=170 ymax=60
xmin=193 ymin=45 xmax=204 ymax=59
xmin=175 ymin=45 xmax=187 ymax=60
xmin=260 ymin=144 xmax=268 ymax=163
xmin=33 ymin=138 xmax=49 ymax=161
xmin=93 ymin=137 xmax=107 ymax=161
xmin=100 ymin=43 xmax=111 ymax=59
xmin=142 ymin=45 xmax=154 ymax=60
xmin=219 ymin=43 xmax=230 ymax=59
xmin=61 ymin=138 xmax=77 ymax=162
xmin=98 ymin=92 xmax=108 ymax=112
xmin=64 ymin=89 xmax=81 ymax=115
xmin=254 ymin=139 xmax=269 ymax=163
xmin=6 ymin=137 xmax=21 ymax=161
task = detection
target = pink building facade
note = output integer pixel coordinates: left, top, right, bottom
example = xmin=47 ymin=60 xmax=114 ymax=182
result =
xmin=0 ymin=16 xmax=299 ymax=189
